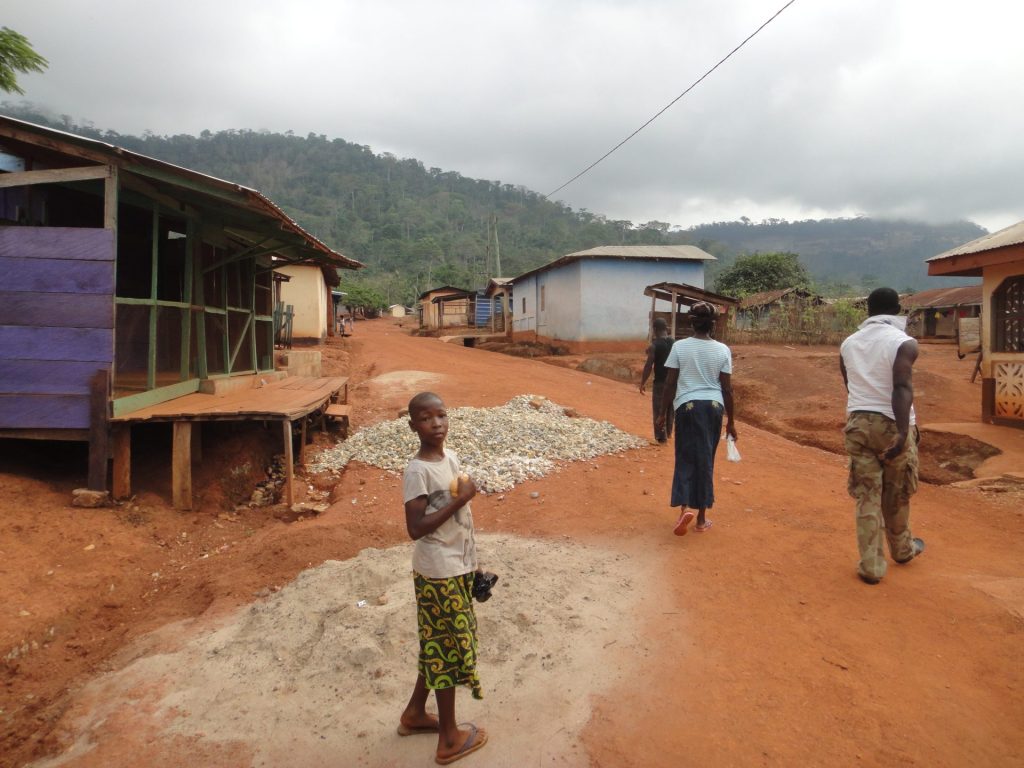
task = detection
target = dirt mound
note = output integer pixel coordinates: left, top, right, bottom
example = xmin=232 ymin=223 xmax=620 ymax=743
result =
xmin=28 ymin=535 xmax=650 ymax=768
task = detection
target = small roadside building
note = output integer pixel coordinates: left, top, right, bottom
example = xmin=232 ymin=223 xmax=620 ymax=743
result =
xmin=927 ymin=221 xmax=1024 ymax=426
xmin=276 ymin=262 xmax=341 ymax=341
xmin=418 ymin=286 xmax=473 ymax=330
xmin=902 ymin=285 xmax=982 ymax=341
xmin=510 ymin=245 xmax=715 ymax=350
xmin=0 ymin=115 xmax=362 ymax=503
xmin=386 ymin=304 xmax=407 ymax=318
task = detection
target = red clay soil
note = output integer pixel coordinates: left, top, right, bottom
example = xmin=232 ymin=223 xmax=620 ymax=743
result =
xmin=2 ymin=319 xmax=1022 ymax=768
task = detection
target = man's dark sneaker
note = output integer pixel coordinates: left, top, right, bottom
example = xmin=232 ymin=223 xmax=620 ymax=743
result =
xmin=859 ymin=572 xmax=881 ymax=585
xmin=895 ymin=537 xmax=926 ymax=564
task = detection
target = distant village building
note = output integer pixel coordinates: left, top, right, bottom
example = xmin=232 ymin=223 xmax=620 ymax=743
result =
xmin=927 ymin=222 xmax=1024 ymax=426
xmin=485 ymin=277 xmax=513 ymax=333
xmin=902 ymin=285 xmax=982 ymax=341
xmin=276 ymin=263 xmax=340 ymax=341
xmin=417 ymin=286 xmax=473 ymax=330
xmin=510 ymin=245 xmax=715 ymax=351
xmin=733 ymin=287 xmax=824 ymax=330
xmin=387 ymin=304 xmax=407 ymax=318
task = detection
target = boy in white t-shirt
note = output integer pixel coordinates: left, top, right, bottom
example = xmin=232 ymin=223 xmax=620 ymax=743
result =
xmin=397 ymin=392 xmax=489 ymax=765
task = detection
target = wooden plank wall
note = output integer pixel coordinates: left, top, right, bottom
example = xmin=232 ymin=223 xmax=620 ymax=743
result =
xmin=0 ymin=227 xmax=115 ymax=429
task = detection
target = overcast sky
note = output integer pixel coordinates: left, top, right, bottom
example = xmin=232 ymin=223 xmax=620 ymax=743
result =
xmin=6 ymin=0 xmax=1022 ymax=232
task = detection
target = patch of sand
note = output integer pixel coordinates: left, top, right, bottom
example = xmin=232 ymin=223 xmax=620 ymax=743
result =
xmin=31 ymin=534 xmax=653 ymax=768
xmin=365 ymin=370 xmax=444 ymax=393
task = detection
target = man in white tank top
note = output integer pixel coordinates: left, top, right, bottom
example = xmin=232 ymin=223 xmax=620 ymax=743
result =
xmin=839 ymin=287 xmax=925 ymax=585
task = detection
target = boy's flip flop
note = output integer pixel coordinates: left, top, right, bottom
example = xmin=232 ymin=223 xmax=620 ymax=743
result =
xmin=674 ymin=511 xmax=695 ymax=536
xmin=436 ymin=723 xmax=488 ymax=765
xmin=695 ymin=520 xmax=713 ymax=532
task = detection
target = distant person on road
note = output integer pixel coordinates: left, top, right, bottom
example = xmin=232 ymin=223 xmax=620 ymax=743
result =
xmin=639 ymin=317 xmax=675 ymax=444
xmin=398 ymin=392 xmax=489 ymax=765
xmin=840 ymin=287 xmax=925 ymax=585
xmin=657 ymin=302 xmax=737 ymax=536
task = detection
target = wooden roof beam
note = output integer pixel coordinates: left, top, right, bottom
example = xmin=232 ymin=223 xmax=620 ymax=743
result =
xmin=0 ymin=164 xmax=111 ymax=188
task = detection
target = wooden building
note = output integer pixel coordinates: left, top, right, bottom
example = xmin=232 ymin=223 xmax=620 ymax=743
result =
xmin=0 ymin=116 xmax=362 ymax=503
xmin=417 ymin=286 xmax=472 ymax=330
xmin=643 ymin=282 xmax=739 ymax=341
xmin=927 ymin=222 xmax=1024 ymax=426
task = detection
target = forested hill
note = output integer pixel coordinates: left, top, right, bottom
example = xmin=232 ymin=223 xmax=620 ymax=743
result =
xmin=2 ymin=105 xmax=986 ymax=303
xmin=691 ymin=218 xmax=984 ymax=295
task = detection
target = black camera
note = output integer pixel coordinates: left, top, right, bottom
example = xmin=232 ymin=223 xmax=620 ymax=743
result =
xmin=472 ymin=571 xmax=499 ymax=603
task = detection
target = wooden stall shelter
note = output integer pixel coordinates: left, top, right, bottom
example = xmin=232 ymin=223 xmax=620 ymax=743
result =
xmin=0 ymin=115 xmax=363 ymax=505
xmin=643 ymin=282 xmax=739 ymax=342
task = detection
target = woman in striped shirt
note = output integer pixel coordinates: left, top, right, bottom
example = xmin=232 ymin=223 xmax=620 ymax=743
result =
xmin=656 ymin=302 xmax=738 ymax=535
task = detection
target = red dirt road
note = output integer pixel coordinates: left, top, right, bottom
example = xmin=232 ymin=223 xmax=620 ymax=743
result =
xmin=2 ymin=318 xmax=1023 ymax=767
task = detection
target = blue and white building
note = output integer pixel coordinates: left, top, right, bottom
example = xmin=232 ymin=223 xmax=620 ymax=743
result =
xmin=510 ymin=245 xmax=715 ymax=349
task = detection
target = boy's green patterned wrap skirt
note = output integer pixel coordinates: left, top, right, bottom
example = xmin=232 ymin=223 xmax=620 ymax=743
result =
xmin=414 ymin=571 xmax=482 ymax=699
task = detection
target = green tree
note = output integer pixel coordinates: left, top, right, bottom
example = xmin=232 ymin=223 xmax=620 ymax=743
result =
xmin=0 ymin=28 xmax=48 ymax=95
xmin=714 ymin=252 xmax=810 ymax=296
xmin=341 ymin=282 xmax=386 ymax=310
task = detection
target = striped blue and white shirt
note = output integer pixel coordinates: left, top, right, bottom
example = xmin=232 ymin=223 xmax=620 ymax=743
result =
xmin=664 ymin=337 xmax=732 ymax=409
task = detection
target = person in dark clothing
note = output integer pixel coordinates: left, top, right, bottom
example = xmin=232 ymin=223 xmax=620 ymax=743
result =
xmin=639 ymin=317 xmax=675 ymax=443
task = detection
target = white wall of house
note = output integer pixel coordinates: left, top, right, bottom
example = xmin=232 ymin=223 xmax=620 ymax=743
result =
xmin=278 ymin=265 xmax=328 ymax=340
xmin=578 ymin=260 xmax=704 ymax=339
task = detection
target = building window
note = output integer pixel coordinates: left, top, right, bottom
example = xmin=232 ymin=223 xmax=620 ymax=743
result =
xmin=994 ymin=275 xmax=1024 ymax=353
xmin=522 ymin=297 xmax=526 ymax=313
xmin=541 ymin=285 xmax=545 ymax=311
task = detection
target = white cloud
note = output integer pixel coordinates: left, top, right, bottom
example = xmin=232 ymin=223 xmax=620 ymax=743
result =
xmin=5 ymin=0 xmax=1022 ymax=232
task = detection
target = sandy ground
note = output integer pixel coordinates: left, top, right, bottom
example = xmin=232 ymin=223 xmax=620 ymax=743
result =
xmin=3 ymin=318 xmax=1023 ymax=768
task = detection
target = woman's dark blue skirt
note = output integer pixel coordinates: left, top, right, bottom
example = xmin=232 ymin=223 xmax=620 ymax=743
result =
xmin=670 ymin=400 xmax=724 ymax=509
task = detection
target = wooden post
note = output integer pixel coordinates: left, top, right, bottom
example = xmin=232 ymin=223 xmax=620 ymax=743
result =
xmin=111 ymin=424 xmax=131 ymax=499
xmin=282 ymin=419 xmax=294 ymax=507
xmin=103 ymin=165 xmax=118 ymax=231
xmin=649 ymin=294 xmax=656 ymax=340
xmin=298 ymin=417 xmax=307 ymax=466
xmin=87 ymin=369 xmax=110 ymax=491
xmin=172 ymin=421 xmax=193 ymax=510
xmin=670 ymin=290 xmax=678 ymax=338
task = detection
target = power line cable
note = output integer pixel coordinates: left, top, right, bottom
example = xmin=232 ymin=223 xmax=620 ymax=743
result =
xmin=545 ymin=0 xmax=799 ymax=199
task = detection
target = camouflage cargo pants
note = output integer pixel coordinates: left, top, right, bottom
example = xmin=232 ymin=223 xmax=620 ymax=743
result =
xmin=843 ymin=411 xmax=919 ymax=581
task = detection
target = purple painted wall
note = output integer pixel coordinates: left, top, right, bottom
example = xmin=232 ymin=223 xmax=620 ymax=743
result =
xmin=0 ymin=226 xmax=115 ymax=429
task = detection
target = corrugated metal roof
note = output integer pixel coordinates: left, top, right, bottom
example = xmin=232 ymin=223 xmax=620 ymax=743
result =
xmin=417 ymin=285 xmax=470 ymax=301
xmin=0 ymin=115 xmax=363 ymax=270
xmin=902 ymin=284 xmax=982 ymax=307
xmin=643 ymin=281 xmax=739 ymax=307
xmin=927 ymin=220 xmax=1024 ymax=261
xmin=566 ymin=245 xmax=716 ymax=260
xmin=511 ymin=244 xmax=715 ymax=284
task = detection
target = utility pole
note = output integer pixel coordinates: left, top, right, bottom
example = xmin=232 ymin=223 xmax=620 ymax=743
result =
xmin=492 ymin=213 xmax=502 ymax=277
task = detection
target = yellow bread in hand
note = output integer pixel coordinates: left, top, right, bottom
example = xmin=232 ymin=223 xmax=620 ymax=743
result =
xmin=449 ymin=474 xmax=469 ymax=494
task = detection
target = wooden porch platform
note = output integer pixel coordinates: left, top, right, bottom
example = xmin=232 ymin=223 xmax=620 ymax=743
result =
xmin=109 ymin=376 xmax=348 ymax=510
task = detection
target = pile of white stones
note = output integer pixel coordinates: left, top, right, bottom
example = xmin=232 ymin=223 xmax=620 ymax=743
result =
xmin=309 ymin=395 xmax=645 ymax=492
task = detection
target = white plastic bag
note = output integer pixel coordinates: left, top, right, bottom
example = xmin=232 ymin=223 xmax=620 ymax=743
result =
xmin=726 ymin=435 xmax=741 ymax=462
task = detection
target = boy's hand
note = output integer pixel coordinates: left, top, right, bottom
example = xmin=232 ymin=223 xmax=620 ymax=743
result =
xmin=454 ymin=475 xmax=477 ymax=502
